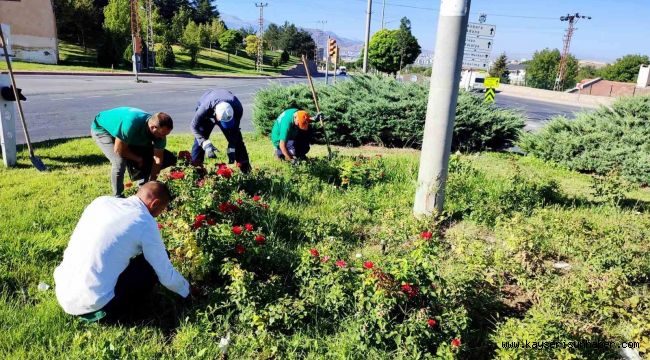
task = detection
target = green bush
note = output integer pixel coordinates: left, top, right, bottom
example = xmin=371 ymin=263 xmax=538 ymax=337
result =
xmin=253 ymin=76 xmax=525 ymax=151
xmin=519 ymin=96 xmax=650 ymax=185
xmin=156 ymin=42 xmax=176 ymax=68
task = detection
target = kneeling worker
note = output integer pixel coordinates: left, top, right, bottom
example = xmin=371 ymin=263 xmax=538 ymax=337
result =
xmin=271 ymin=108 xmax=311 ymax=164
xmin=54 ymin=181 xmax=189 ymax=322
xmin=190 ymin=89 xmax=251 ymax=172
xmin=91 ymin=107 xmax=176 ymax=197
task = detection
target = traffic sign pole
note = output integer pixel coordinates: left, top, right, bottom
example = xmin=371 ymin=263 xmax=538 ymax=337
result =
xmin=414 ymin=0 xmax=472 ymax=216
xmin=325 ymin=36 xmax=330 ymax=85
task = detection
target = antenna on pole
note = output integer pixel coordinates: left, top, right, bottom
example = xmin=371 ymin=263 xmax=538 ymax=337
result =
xmin=554 ymin=12 xmax=591 ymax=91
xmin=255 ymin=2 xmax=268 ymax=72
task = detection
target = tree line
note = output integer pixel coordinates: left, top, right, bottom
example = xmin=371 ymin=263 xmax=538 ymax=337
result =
xmin=53 ymin=0 xmax=316 ymax=69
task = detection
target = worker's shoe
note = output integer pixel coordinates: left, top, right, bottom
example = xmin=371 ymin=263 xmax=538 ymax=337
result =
xmin=78 ymin=310 xmax=107 ymax=323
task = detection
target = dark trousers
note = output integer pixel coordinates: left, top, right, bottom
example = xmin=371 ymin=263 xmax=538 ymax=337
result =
xmin=101 ymin=255 xmax=158 ymax=319
xmin=191 ymin=122 xmax=251 ymax=172
xmin=275 ymin=130 xmax=311 ymax=160
xmin=93 ymin=132 xmax=176 ymax=196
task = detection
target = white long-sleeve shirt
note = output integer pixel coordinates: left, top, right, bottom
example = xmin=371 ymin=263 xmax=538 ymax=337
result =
xmin=54 ymin=196 xmax=189 ymax=315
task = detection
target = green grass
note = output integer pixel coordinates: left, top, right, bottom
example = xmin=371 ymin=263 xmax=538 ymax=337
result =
xmin=0 ymin=41 xmax=300 ymax=76
xmin=1 ymin=135 xmax=649 ymax=358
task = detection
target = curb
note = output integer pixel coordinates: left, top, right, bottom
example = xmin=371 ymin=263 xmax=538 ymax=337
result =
xmin=9 ymin=70 xmax=304 ymax=80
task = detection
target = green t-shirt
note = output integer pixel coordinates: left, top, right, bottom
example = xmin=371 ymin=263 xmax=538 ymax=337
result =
xmin=271 ymin=108 xmax=299 ymax=148
xmin=92 ymin=107 xmax=166 ymax=149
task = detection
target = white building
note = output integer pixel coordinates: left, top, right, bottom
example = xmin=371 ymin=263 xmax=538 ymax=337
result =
xmin=507 ymin=63 xmax=527 ymax=86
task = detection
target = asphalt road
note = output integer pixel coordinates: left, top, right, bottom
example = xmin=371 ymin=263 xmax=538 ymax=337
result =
xmin=8 ymin=74 xmax=585 ymax=144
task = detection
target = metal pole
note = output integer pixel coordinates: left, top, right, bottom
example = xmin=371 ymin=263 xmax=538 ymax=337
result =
xmin=413 ymin=0 xmax=471 ymax=216
xmin=325 ymin=36 xmax=330 ymax=85
xmin=362 ymin=0 xmax=372 ymax=73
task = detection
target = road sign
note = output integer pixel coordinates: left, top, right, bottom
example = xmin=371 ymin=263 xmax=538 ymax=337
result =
xmin=464 ymin=36 xmax=494 ymax=52
xmin=484 ymin=77 xmax=500 ymax=88
xmin=484 ymin=88 xmax=496 ymax=103
xmin=462 ymin=60 xmax=489 ymax=70
xmin=464 ymin=51 xmax=489 ymax=60
xmin=467 ymin=23 xmax=496 ymax=37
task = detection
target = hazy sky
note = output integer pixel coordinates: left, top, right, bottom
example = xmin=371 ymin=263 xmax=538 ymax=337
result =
xmin=215 ymin=0 xmax=650 ymax=63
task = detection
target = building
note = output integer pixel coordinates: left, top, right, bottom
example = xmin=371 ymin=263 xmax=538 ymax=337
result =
xmin=567 ymin=65 xmax=650 ymax=97
xmin=507 ymin=63 xmax=527 ymax=86
xmin=0 ymin=0 xmax=58 ymax=64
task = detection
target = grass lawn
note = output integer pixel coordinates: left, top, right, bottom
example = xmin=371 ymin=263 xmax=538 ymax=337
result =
xmin=1 ymin=135 xmax=649 ymax=359
xmin=0 ymin=41 xmax=299 ymax=77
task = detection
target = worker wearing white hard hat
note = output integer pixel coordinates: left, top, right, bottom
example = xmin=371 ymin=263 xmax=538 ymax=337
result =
xmin=189 ymin=89 xmax=251 ymax=172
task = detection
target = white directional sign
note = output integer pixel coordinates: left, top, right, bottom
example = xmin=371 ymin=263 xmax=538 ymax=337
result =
xmin=464 ymin=36 xmax=494 ymax=52
xmin=461 ymin=60 xmax=489 ymax=70
xmin=467 ymin=22 xmax=496 ymax=37
xmin=464 ymin=51 xmax=490 ymax=61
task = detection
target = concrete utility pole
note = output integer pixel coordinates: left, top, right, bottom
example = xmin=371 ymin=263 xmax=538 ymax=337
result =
xmin=553 ymin=13 xmax=591 ymax=91
xmin=255 ymin=2 xmax=268 ymax=72
xmin=145 ymin=0 xmax=154 ymax=69
xmin=413 ymin=0 xmax=471 ymax=216
xmin=129 ymin=0 xmax=142 ymax=81
xmin=362 ymin=0 xmax=372 ymax=73
xmin=381 ymin=0 xmax=386 ymax=29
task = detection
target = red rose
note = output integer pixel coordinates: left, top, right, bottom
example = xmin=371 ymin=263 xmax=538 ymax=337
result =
xmin=401 ymin=283 xmax=419 ymax=298
xmin=235 ymin=244 xmax=245 ymax=254
xmin=451 ymin=338 xmax=461 ymax=348
xmin=169 ymin=170 xmax=185 ymax=180
xmin=321 ymin=255 xmax=331 ymax=263
xmin=255 ymin=234 xmax=266 ymax=244
xmin=125 ymin=181 xmax=133 ymax=188
xmin=236 ymin=199 xmax=243 ymax=205
xmin=420 ymin=231 xmax=433 ymax=240
xmin=195 ymin=214 xmax=207 ymax=222
xmin=335 ymin=260 xmax=347 ymax=268
xmin=427 ymin=319 xmax=437 ymax=328
xmin=244 ymin=223 xmax=254 ymax=232
xmin=218 ymin=202 xmax=238 ymax=213
xmin=363 ymin=261 xmax=374 ymax=269
xmin=232 ymin=226 xmax=243 ymax=235
xmin=217 ymin=166 xmax=233 ymax=179
xmin=207 ymin=218 xmax=216 ymax=226
xmin=252 ymin=195 xmax=261 ymax=202
xmin=309 ymin=248 xmax=319 ymax=257
xmin=157 ymin=223 xmax=164 ymax=230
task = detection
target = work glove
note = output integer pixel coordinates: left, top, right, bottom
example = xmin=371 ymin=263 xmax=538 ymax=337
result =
xmin=202 ymin=140 xmax=218 ymax=159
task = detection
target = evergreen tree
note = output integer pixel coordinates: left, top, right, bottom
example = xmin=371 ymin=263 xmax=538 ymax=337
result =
xmin=193 ymin=0 xmax=217 ymax=24
xmin=396 ymin=17 xmax=421 ymax=71
xmin=489 ymin=53 xmax=510 ymax=83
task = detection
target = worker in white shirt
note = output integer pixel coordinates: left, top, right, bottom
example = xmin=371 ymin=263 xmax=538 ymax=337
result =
xmin=54 ymin=181 xmax=190 ymax=322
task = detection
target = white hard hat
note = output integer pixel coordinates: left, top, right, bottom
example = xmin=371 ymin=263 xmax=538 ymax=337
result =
xmin=214 ymin=102 xmax=234 ymax=127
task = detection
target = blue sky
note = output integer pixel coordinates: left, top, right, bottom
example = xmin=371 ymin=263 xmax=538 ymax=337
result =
xmin=215 ymin=0 xmax=649 ymax=62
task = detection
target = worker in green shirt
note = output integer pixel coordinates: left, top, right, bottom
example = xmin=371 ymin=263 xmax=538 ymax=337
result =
xmin=271 ymin=109 xmax=312 ymax=164
xmin=91 ymin=107 xmax=176 ymax=197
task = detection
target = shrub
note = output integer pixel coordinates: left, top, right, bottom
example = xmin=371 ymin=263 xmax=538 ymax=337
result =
xmin=156 ymin=41 xmax=176 ymax=68
xmin=253 ymin=76 xmax=525 ymax=152
xmin=519 ymin=96 xmax=650 ymax=185
xmin=280 ymin=50 xmax=289 ymax=64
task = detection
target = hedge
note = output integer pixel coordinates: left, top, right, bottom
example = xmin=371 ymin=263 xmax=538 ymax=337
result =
xmin=253 ymin=76 xmax=525 ymax=152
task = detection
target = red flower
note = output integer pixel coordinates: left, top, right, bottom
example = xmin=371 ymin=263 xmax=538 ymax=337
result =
xmin=321 ymin=255 xmax=331 ymax=263
xmin=218 ymin=202 xmax=238 ymax=213
xmin=451 ymin=338 xmax=461 ymax=348
xmin=235 ymin=244 xmax=246 ymax=254
xmin=244 ymin=223 xmax=254 ymax=232
xmin=335 ymin=260 xmax=347 ymax=268
xmin=363 ymin=261 xmax=374 ymax=269
xmin=420 ymin=231 xmax=433 ymax=240
xmin=236 ymin=198 xmax=243 ymax=205
xmin=206 ymin=218 xmax=216 ymax=226
xmin=195 ymin=214 xmax=207 ymax=222
xmin=260 ymin=203 xmax=270 ymax=209
xmin=252 ymin=195 xmax=262 ymax=202
xmin=309 ymin=248 xmax=319 ymax=257
xmin=157 ymin=223 xmax=164 ymax=230
xmin=216 ymin=165 xmax=233 ymax=179
xmin=178 ymin=150 xmax=191 ymax=163
xmin=427 ymin=319 xmax=437 ymax=328
xmin=255 ymin=234 xmax=266 ymax=245
xmin=125 ymin=181 xmax=133 ymax=188
xmin=232 ymin=226 xmax=243 ymax=235
xmin=169 ymin=170 xmax=185 ymax=180
xmin=401 ymin=283 xmax=419 ymax=299
xmin=195 ymin=179 xmax=205 ymax=187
